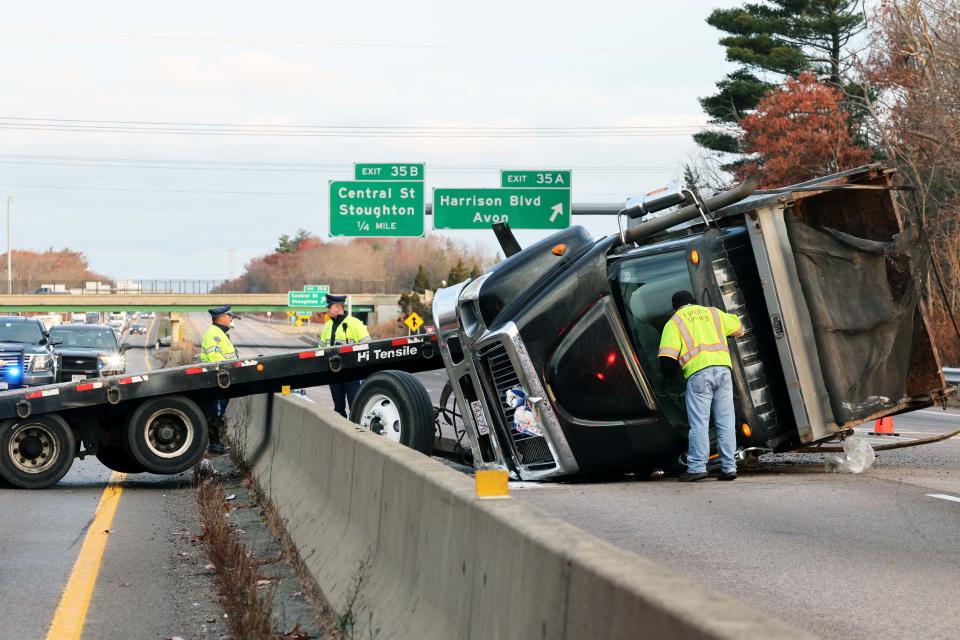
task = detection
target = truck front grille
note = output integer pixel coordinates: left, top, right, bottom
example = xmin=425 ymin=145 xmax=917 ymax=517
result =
xmin=61 ymin=356 xmax=98 ymax=371
xmin=477 ymin=342 xmax=556 ymax=470
xmin=0 ymin=352 xmax=22 ymax=369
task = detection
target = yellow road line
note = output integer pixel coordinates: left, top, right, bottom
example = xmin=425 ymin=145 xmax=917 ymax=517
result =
xmin=45 ymin=472 xmax=127 ymax=640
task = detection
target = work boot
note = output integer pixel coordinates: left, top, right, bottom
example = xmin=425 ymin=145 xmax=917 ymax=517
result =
xmin=207 ymin=442 xmax=228 ymax=456
xmin=678 ymin=471 xmax=708 ymax=482
xmin=717 ymin=471 xmax=737 ymax=481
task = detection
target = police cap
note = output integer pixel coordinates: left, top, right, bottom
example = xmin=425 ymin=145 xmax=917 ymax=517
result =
xmin=208 ymin=305 xmax=240 ymax=319
xmin=326 ymin=294 xmax=347 ymax=305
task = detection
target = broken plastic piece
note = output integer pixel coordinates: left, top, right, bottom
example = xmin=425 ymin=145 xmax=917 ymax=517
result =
xmin=825 ymin=436 xmax=876 ymax=474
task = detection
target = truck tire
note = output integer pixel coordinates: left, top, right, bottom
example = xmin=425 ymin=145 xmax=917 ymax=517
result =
xmin=0 ymin=414 xmax=76 ymax=489
xmin=95 ymin=442 xmax=146 ymax=474
xmin=125 ymin=395 xmax=208 ymax=474
xmin=349 ymin=371 xmax=434 ymax=455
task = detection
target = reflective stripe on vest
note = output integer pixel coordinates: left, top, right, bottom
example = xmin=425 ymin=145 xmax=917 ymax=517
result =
xmin=674 ymin=307 xmax=730 ymax=367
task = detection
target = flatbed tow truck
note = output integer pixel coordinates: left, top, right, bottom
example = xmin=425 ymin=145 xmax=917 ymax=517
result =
xmin=0 ymin=164 xmax=952 ymax=488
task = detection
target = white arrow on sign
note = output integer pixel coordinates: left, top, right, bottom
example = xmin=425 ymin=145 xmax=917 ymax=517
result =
xmin=549 ymin=203 xmax=564 ymax=222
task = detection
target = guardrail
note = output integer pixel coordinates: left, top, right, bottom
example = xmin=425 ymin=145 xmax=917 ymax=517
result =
xmin=228 ymin=394 xmax=811 ymax=640
xmin=944 ymin=368 xmax=960 ymax=384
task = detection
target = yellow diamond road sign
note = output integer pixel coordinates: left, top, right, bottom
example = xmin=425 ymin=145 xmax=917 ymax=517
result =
xmin=404 ymin=312 xmax=424 ymax=332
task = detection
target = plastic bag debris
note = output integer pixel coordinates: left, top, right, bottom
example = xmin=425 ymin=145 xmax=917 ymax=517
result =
xmin=825 ymin=436 xmax=876 ymax=474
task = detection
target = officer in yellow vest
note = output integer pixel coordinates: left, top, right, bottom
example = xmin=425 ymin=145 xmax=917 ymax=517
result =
xmin=200 ymin=305 xmax=239 ymax=454
xmin=659 ymin=290 xmax=745 ymax=482
xmin=319 ymin=294 xmax=370 ymax=417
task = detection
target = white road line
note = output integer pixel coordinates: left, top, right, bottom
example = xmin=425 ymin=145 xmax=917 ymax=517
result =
xmin=926 ymin=493 xmax=960 ymax=504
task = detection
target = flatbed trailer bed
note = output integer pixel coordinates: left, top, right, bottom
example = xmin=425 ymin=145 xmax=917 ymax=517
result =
xmin=0 ymin=334 xmax=442 ymax=488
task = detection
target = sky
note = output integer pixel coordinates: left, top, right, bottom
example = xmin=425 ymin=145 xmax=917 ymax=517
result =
xmin=0 ymin=0 xmax=744 ymax=280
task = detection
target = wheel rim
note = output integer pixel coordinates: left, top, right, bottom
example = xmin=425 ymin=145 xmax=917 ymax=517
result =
xmin=8 ymin=422 xmax=60 ymax=474
xmin=142 ymin=408 xmax=194 ymax=458
xmin=357 ymin=394 xmax=403 ymax=444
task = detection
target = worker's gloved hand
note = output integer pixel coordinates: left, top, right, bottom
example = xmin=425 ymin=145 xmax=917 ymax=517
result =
xmin=659 ymin=356 xmax=681 ymax=379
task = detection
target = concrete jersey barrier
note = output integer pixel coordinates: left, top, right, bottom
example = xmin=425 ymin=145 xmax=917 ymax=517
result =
xmin=228 ymin=393 xmax=813 ymax=640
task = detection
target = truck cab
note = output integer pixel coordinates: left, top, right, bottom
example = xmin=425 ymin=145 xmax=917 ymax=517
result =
xmin=434 ymin=165 xmax=950 ymax=480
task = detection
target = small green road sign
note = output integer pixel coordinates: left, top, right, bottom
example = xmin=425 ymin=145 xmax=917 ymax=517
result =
xmin=329 ymin=181 xmax=425 ymax=237
xmin=288 ymin=290 xmax=328 ymax=307
xmin=500 ymin=170 xmax=571 ymax=188
xmin=355 ymin=163 xmax=425 ymax=181
xmin=433 ymin=188 xmax=571 ymax=230
xmin=303 ymin=285 xmax=328 ymax=292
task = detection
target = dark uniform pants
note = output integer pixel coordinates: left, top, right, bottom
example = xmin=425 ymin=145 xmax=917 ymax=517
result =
xmin=330 ymin=380 xmax=362 ymax=418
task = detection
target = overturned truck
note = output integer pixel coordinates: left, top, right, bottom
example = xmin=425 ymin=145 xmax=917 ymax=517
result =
xmin=433 ymin=164 xmax=951 ymax=480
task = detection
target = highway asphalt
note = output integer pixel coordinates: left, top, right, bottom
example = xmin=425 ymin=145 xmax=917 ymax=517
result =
xmin=0 ymin=318 xmax=226 ymax=640
xmin=5 ymin=314 xmax=956 ymax=639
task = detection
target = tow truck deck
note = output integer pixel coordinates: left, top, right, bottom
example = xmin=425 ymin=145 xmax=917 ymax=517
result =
xmin=0 ymin=334 xmax=442 ymax=488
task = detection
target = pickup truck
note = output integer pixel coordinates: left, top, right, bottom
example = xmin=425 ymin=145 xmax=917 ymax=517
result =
xmin=431 ymin=165 xmax=951 ymax=480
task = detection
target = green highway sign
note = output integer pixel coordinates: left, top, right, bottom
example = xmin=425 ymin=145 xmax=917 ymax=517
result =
xmin=288 ymin=290 xmax=328 ymax=307
xmin=355 ymin=163 xmax=425 ymax=181
xmin=433 ymin=188 xmax=571 ymax=230
xmin=501 ymin=170 xmax=571 ymax=188
xmin=329 ymin=181 xmax=425 ymax=237
xmin=303 ymin=285 xmax=328 ymax=292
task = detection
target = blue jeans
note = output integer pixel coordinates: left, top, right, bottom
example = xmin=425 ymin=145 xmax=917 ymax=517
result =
xmin=685 ymin=366 xmax=737 ymax=474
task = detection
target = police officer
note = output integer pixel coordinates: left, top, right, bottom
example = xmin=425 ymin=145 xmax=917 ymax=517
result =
xmin=319 ymin=294 xmax=370 ymax=417
xmin=200 ymin=305 xmax=239 ymax=454
xmin=658 ymin=290 xmax=745 ymax=482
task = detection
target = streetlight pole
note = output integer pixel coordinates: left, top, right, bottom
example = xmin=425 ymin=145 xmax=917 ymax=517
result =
xmin=5 ymin=196 xmax=10 ymax=295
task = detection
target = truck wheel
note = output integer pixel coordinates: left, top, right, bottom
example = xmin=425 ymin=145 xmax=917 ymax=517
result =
xmin=0 ymin=415 xmax=76 ymax=489
xmin=95 ymin=442 xmax=146 ymax=474
xmin=125 ymin=395 xmax=208 ymax=474
xmin=349 ymin=371 xmax=434 ymax=455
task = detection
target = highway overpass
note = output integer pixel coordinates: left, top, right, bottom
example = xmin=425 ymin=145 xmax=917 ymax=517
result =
xmin=0 ymin=293 xmax=405 ymax=325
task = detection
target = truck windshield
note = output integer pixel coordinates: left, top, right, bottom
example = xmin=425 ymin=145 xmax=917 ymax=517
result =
xmin=49 ymin=327 xmax=118 ymax=350
xmin=611 ymin=250 xmax=693 ymax=427
xmin=0 ymin=321 xmax=44 ymax=344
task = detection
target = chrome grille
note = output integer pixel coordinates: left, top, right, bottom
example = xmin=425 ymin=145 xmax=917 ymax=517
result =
xmin=0 ymin=352 xmax=23 ymax=368
xmin=61 ymin=356 xmax=98 ymax=371
xmin=477 ymin=342 xmax=556 ymax=469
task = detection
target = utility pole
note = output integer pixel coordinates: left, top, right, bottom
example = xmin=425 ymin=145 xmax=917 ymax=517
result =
xmin=5 ymin=196 xmax=11 ymax=295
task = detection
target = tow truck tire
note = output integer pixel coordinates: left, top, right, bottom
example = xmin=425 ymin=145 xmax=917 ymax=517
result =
xmin=95 ymin=442 xmax=146 ymax=474
xmin=349 ymin=371 xmax=434 ymax=455
xmin=125 ymin=395 xmax=208 ymax=474
xmin=0 ymin=414 xmax=76 ymax=489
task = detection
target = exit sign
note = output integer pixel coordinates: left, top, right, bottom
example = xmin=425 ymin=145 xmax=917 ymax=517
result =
xmin=500 ymin=170 xmax=571 ymax=188
xmin=355 ymin=163 xmax=425 ymax=181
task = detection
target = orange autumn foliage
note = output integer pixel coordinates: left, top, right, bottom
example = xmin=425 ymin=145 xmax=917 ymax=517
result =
xmin=737 ymin=72 xmax=871 ymax=188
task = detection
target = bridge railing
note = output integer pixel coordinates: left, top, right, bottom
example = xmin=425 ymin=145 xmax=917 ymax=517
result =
xmin=0 ymin=279 xmax=407 ymax=295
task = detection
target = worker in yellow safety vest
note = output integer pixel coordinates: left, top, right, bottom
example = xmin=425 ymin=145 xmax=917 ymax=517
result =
xmin=658 ymin=290 xmax=745 ymax=482
xmin=319 ymin=294 xmax=371 ymax=417
xmin=200 ymin=305 xmax=240 ymax=454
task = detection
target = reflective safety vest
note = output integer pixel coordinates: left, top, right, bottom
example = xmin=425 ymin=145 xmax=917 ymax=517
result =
xmin=320 ymin=315 xmax=370 ymax=347
xmin=658 ymin=304 xmax=744 ymax=379
xmin=199 ymin=324 xmax=237 ymax=362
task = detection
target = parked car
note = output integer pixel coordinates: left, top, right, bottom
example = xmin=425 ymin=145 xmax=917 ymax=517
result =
xmin=129 ymin=323 xmax=147 ymax=335
xmin=49 ymin=324 xmax=128 ymax=381
xmin=0 ymin=317 xmax=60 ymax=389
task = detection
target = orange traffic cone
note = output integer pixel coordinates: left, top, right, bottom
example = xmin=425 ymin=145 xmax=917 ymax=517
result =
xmin=869 ymin=416 xmax=899 ymax=436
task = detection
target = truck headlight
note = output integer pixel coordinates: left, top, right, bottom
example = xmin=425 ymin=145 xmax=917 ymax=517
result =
xmin=98 ymin=354 xmax=125 ymax=370
xmin=30 ymin=355 xmax=54 ymax=372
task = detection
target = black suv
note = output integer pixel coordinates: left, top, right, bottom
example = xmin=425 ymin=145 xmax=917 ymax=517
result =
xmin=49 ymin=324 xmax=129 ymax=382
xmin=0 ymin=317 xmax=60 ymax=389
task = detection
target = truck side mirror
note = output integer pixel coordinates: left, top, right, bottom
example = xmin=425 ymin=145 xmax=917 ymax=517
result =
xmin=120 ymin=343 xmax=131 ymax=353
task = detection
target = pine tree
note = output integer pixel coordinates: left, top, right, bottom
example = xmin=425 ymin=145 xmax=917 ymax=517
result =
xmin=447 ymin=259 xmax=470 ymax=286
xmin=275 ymin=229 xmax=312 ymax=254
xmin=413 ymin=264 xmax=430 ymax=292
xmin=469 ymin=264 xmax=483 ymax=280
xmin=696 ymin=1 xmax=866 ymax=164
